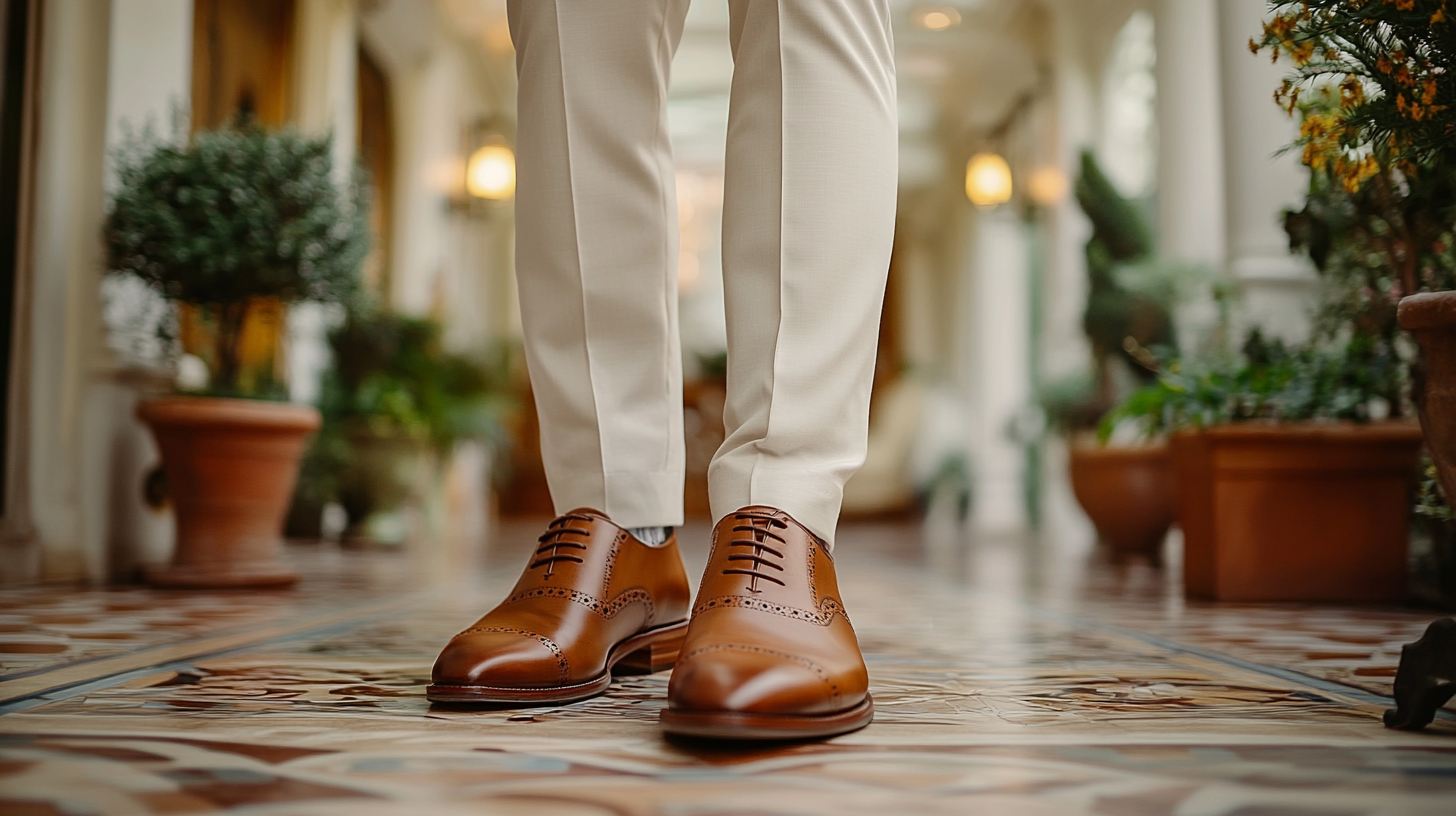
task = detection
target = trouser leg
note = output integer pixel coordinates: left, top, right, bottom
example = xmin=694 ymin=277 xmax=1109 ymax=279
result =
xmin=507 ymin=0 xmax=691 ymax=529
xmin=709 ymin=0 xmax=899 ymax=547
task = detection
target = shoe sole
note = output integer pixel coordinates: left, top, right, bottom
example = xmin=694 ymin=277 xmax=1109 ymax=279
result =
xmin=659 ymin=695 xmax=874 ymax=741
xmin=425 ymin=619 xmax=688 ymax=705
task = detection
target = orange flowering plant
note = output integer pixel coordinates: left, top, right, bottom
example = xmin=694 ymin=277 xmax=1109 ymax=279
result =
xmin=1253 ymin=1 xmax=1456 ymax=426
xmin=1254 ymin=0 xmax=1455 ymax=186
xmin=1256 ymin=1 xmax=1456 ymax=311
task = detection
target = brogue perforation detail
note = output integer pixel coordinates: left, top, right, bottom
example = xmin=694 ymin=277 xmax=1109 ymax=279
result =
xmin=692 ymin=593 xmax=848 ymax=626
xmin=456 ymin=625 xmax=570 ymax=685
xmin=505 ymin=585 xmax=655 ymax=624
xmin=681 ymin=642 xmax=840 ymax=703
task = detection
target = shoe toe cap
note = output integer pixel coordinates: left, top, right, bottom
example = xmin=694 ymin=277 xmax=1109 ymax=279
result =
xmin=431 ymin=630 xmax=567 ymax=688
xmin=668 ymin=647 xmax=845 ymax=716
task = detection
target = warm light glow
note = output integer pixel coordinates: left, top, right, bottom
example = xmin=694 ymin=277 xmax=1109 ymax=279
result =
xmin=915 ymin=6 xmax=962 ymax=30
xmin=678 ymin=252 xmax=700 ymax=291
xmin=466 ymin=143 xmax=515 ymax=200
xmin=1028 ymin=166 xmax=1069 ymax=206
xmin=965 ymin=152 xmax=1012 ymax=208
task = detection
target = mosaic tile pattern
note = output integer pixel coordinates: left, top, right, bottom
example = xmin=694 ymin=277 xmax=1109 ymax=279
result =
xmin=0 ymin=546 xmax=420 ymax=682
xmin=0 ymin=520 xmax=1453 ymax=815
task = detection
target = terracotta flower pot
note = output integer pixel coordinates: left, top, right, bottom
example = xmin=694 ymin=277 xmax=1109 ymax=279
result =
xmin=1068 ymin=442 xmax=1175 ymax=560
xmin=1171 ymin=421 xmax=1425 ymax=602
xmin=1398 ymin=291 xmax=1456 ymax=512
xmin=138 ymin=396 xmax=320 ymax=588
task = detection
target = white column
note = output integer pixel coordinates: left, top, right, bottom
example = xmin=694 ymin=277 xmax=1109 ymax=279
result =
xmin=25 ymin=0 xmax=115 ymax=581
xmin=969 ymin=209 xmax=1031 ymax=534
xmin=104 ymin=0 xmax=192 ymax=145
xmin=1155 ymin=0 xmax=1226 ymax=354
xmin=1155 ymin=0 xmax=1225 ymax=266
xmin=1043 ymin=5 xmax=1096 ymax=384
xmin=290 ymin=0 xmax=359 ymax=405
xmin=1216 ymin=0 xmax=1316 ymax=343
xmin=90 ymin=0 xmax=195 ymax=582
xmin=293 ymin=0 xmax=358 ymax=170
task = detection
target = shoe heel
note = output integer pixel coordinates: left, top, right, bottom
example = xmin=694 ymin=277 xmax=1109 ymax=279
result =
xmin=614 ymin=628 xmax=685 ymax=675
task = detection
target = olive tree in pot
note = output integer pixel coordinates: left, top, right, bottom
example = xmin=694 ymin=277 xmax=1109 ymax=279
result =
xmin=106 ymin=122 xmax=368 ymax=588
xmin=1257 ymin=0 xmax=1456 ymax=588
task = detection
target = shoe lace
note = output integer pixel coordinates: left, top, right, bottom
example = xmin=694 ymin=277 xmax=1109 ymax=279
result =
xmin=531 ymin=513 xmax=593 ymax=577
xmin=722 ymin=511 xmax=788 ymax=593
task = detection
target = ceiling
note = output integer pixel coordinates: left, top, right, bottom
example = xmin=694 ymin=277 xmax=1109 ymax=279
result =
xmin=668 ymin=0 xmax=1052 ymax=187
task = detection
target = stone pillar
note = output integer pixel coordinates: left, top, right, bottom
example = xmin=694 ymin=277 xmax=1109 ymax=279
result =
xmin=290 ymin=0 xmax=359 ymax=405
xmin=1216 ymin=0 xmax=1316 ymax=343
xmin=93 ymin=0 xmax=195 ymax=581
xmin=26 ymin=0 xmax=115 ymax=581
xmin=293 ymin=0 xmax=358 ymax=172
xmin=969 ymin=209 xmax=1032 ymax=534
xmin=1155 ymin=0 xmax=1227 ymax=354
xmin=1043 ymin=4 xmax=1096 ymax=384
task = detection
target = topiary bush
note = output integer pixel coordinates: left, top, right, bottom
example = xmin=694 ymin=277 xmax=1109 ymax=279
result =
xmin=105 ymin=120 xmax=369 ymax=395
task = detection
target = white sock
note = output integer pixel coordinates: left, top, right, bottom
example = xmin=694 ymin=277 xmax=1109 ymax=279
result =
xmin=627 ymin=526 xmax=670 ymax=546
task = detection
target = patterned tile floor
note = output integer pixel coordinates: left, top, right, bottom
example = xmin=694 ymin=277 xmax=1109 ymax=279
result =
xmin=1 ymin=518 xmax=1453 ymax=815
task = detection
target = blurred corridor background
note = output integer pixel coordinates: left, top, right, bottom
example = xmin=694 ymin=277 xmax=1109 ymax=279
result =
xmin=6 ymin=2 xmax=1456 ymax=813
xmin=0 ymin=0 xmax=1324 ymax=585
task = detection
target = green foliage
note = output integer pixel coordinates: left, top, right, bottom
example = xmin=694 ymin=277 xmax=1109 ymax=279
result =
xmin=1037 ymin=373 xmax=1101 ymax=435
xmin=1284 ymin=105 xmax=1456 ymax=326
xmin=1277 ymin=98 xmax=1456 ymax=419
xmin=1075 ymin=151 xmax=1153 ymax=263
xmin=1418 ymin=460 xmax=1454 ymax=522
xmin=105 ymin=120 xmax=369 ymax=393
xmin=289 ymin=308 xmax=515 ymax=531
xmin=319 ymin=308 xmax=513 ymax=454
xmin=1255 ymin=0 xmax=1456 ymax=181
xmin=1099 ymin=330 xmax=1404 ymax=442
xmin=1065 ymin=152 xmax=1178 ymax=429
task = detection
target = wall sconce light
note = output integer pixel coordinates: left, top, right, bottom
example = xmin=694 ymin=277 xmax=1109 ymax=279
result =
xmin=1028 ymin=166 xmax=1068 ymax=206
xmin=467 ymin=138 xmax=515 ymax=200
xmin=965 ymin=152 xmax=1012 ymax=208
xmin=913 ymin=5 xmax=962 ymax=31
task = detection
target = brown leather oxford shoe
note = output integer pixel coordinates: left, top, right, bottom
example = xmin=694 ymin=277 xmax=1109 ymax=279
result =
xmin=427 ymin=509 xmax=691 ymax=705
xmin=662 ymin=506 xmax=873 ymax=740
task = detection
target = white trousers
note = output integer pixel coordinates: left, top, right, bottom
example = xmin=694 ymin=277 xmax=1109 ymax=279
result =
xmin=508 ymin=0 xmax=897 ymax=546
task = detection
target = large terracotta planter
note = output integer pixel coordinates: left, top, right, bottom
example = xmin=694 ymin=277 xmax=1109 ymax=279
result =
xmin=1068 ymin=442 xmax=1175 ymax=560
xmin=1171 ymin=422 xmax=1425 ymax=602
xmin=138 ymin=397 xmax=320 ymax=588
xmin=1398 ymin=291 xmax=1456 ymax=512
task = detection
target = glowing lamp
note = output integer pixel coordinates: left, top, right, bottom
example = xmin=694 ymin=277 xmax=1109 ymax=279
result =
xmin=915 ymin=6 xmax=962 ymax=30
xmin=1028 ymin=166 xmax=1069 ymax=206
xmin=466 ymin=142 xmax=516 ymax=200
xmin=965 ymin=152 xmax=1012 ymax=208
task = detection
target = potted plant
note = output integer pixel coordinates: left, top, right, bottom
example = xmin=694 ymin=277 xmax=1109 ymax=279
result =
xmin=1256 ymin=0 xmax=1456 ymax=571
xmin=106 ymin=121 xmax=368 ymax=587
xmin=1104 ymin=332 xmax=1423 ymax=602
xmin=1055 ymin=152 xmax=1182 ymax=560
xmin=292 ymin=308 xmax=510 ymax=546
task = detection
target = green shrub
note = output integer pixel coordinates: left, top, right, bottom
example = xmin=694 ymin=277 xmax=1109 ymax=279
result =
xmin=1099 ymin=330 xmax=1403 ymax=442
xmin=105 ymin=121 xmax=369 ymax=395
xmin=320 ymin=308 xmax=513 ymax=454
